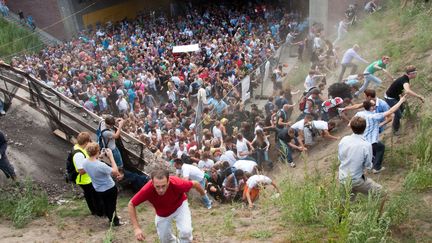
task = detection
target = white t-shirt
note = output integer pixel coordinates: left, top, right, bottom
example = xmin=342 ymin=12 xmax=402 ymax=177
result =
xmin=198 ymin=159 xmax=214 ymax=171
xmin=312 ymin=120 xmax=329 ymax=130
xmin=246 ymin=175 xmax=272 ymax=188
xmin=291 ymin=119 xmax=305 ymax=131
xmin=220 ymin=150 xmax=237 ymax=166
xmin=233 ymin=160 xmax=257 ymax=173
xmin=177 ymin=164 xmax=204 ymax=181
xmin=236 ymin=139 xmax=249 ymax=159
xmin=116 ymin=98 xmax=128 ymax=112
xmin=304 ymin=75 xmax=315 ymax=90
xmin=212 ymin=126 xmax=223 ymax=139
xmin=73 ymin=152 xmax=86 ymax=170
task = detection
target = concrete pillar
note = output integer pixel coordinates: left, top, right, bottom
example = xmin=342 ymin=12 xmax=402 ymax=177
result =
xmin=309 ymin=0 xmax=329 ymax=34
xmin=57 ymin=0 xmax=80 ymax=40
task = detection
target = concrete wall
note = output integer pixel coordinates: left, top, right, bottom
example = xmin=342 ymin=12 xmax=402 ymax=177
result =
xmin=327 ymin=0 xmax=370 ymax=34
xmin=6 ymin=0 xmax=173 ymax=40
xmin=309 ymin=0 xmax=371 ymax=36
xmin=68 ymin=0 xmax=172 ymax=30
xmin=7 ymin=0 xmax=67 ymax=41
xmin=309 ymin=0 xmax=329 ymax=33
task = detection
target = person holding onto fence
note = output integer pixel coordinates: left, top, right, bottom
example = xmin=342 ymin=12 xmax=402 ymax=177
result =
xmin=99 ymin=115 xmax=124 ymax=167
xmin=355 ymin=56 xmax=393 ymax=97
xmin=338 ymin=116 xmax=382 ymax=201
xmin=128 ymin=169 xmax=209 ymax=242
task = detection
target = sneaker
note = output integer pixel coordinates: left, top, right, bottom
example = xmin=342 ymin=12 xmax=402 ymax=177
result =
xmin=206 ymin=200 xmax=212 ymax=209
xmin=372 ymin=167 xmax=386 ymax=174
xmin=0 ymin=110 xmax=5 ymax=115
xmin=113 ymin=221 xmax=126 ymax=227
xmin=289 ymin=162 xmax=296 ymax=168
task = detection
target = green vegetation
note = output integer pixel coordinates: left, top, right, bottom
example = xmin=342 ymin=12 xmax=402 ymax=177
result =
xmin=0 ymin=18 xmax=44 ymax=61
xmin=271 ymin=1 xmax=432 ymax=242
xmin=250 ymin=230 xmax=273 ymax=239
xmin=55 ymin=199 xmax=90 ymax=218
xmin=286 ymin=62 xmax=309 ymax=88
xmin=0 ymin=179 xmax=49 ymax=228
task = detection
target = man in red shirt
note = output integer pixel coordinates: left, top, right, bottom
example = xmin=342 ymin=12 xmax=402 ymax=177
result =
xmin=128 ymin=169 xmax=208 ymax=242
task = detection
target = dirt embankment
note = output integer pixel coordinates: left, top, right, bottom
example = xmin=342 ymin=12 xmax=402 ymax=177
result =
xmin=0 ymin=100 xmax=72 ymax=197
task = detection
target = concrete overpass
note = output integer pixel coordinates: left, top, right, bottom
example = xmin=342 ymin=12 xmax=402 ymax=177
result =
xmin=6 ymin=0 xmax=371 ymax=41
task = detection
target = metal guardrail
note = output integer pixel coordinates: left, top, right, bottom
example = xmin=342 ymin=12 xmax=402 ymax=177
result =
xmin=0 ymin=63 xmax=164 ymax=173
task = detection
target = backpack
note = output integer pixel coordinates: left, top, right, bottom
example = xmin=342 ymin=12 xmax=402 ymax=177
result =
xmin=96 ymin=122 xmax=110 ymax=149
xmin=276 ymin=109 xmax=287 ymax=128
xmin=299 ymin=89 xmax=315 ymax=111
xmin=65 ymin=149 xmax=84 ymax=183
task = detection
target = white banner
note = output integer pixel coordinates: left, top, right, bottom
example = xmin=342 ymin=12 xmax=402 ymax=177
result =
xmin=172 ymin=44 xmax=200 ymax=53
xmin=241 ymin=75 xmax=251 ymax=102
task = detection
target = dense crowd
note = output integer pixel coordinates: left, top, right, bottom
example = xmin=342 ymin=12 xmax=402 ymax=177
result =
xmin=1 ymin=1 xmax=427 ymax=242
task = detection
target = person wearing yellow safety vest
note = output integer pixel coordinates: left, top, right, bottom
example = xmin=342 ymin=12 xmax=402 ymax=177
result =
xmin=74 ymin=132 xmax=104 ymax=216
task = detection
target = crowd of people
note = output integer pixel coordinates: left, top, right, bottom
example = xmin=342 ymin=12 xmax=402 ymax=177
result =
xmin=0 ymin=1 xmax=427 ymax=242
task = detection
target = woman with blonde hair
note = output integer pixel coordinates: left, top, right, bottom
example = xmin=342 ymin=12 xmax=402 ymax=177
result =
xmin=83 ymin=142 xmax=123 ymax=226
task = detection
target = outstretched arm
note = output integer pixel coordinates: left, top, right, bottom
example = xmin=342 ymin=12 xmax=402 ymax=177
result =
xmin=322 ymin=130 xmax=340 ymax=140
xmin=128 ymin=201 xmax=145 ymax=241
xmin=192 ymin=181 xmax=206 ymax=196
xmin=383 ymin=95 xmax=407 ymax=117
xmin=403 ymin=83 xmax=425 ymax=102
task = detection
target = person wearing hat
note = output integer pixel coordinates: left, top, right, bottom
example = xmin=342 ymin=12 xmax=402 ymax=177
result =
xmin=385 ymin=65 xmax=424 ymax=135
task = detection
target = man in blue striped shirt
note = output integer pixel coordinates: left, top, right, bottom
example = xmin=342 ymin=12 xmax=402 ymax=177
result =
xmin=354 ymin=95 xmax=407 ymax=173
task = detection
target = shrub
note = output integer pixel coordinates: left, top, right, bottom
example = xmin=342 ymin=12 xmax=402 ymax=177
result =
xmin=0 ymin=18 xmax=44 ymax=61
xmin=0 ymin=179 xmax=48 ymax=228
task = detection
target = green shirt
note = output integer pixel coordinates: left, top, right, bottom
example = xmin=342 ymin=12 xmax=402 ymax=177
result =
xmin=365 ymin=60 xmax=386 ymax=74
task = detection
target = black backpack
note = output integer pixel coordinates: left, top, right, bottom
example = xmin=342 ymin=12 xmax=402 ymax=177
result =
xmin=65 ymin=149 xmax=84 ymax=184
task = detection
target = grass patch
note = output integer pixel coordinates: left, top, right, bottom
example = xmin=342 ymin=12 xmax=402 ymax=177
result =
xmin=250 ymin=230 xmax=273 ymax=239
xmin=55 ymin=199 xmax=90 ymax=218
xmin=0 ymin=18 xmax=44 ymax=61
xmin=286 ymin=62 xmax=309 ymax=88
xmin=0 ymin=179 xmax=48 ymax=228
xmin=223 ymin=211 xmax=235 ymax=235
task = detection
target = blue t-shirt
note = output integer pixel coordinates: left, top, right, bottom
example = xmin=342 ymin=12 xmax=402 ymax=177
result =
xmin=83 ymin=160 xmax=115 ymax=192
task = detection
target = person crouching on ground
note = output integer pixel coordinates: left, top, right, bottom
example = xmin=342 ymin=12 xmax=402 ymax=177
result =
xmin=243 ymin=174 xmax=280 ymax=209
xmin=338 ymin=116 xmax=383 ymax=201
xmin=83 ymin=142 xmax=123 ymax=226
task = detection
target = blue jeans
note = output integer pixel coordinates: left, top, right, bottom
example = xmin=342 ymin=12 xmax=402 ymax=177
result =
xmin=385 ymin=97 xmax=403 ymax=132
xmin=255 ymin=148 xmax=272 ymax=168
xmin=278 ymin=139 xmax=293 ymax=163
xmin=372 ymin=142 xmax=385 ymax=170
xmin=0 ymin=99 xmax=4 ymax=112
xmin=112 ymin=147 xmax=123 ymax=168
xmin=355 ymin=74 xmax=382 ymax=97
